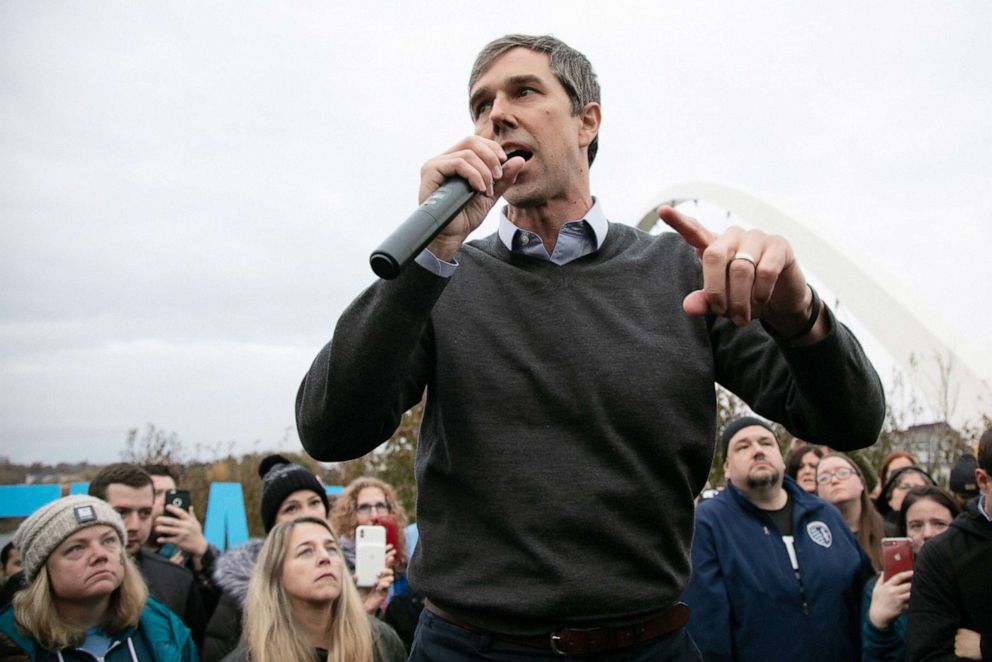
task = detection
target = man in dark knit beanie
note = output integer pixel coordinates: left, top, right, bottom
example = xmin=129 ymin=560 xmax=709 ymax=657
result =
xmin=684 ymin=417 xmax=872 ymax=660
xmin=719 ymin=416 xmax=776 ymax=464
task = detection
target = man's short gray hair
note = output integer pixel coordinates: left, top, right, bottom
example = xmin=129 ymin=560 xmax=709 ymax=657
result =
xmin=469 ymin=34 xmax=601 ymax=166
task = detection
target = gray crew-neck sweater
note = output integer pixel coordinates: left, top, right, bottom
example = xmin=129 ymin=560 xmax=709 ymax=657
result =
xmin=297 ymin=221 xmax=884 ymax=634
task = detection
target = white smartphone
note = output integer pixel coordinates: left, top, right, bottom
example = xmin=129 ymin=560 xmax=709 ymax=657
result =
xmin=354 ymin=525 xmax=386 ymax=587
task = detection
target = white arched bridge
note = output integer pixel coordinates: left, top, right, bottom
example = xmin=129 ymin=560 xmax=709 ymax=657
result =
xmin=636 ymin=181 xmax=989 ymax=429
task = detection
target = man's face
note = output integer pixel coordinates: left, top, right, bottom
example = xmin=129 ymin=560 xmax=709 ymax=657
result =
xmin=724 ymin=426 xmax=785 ymax=493
xmin=149 ymin=474 xmax=176 ymax=515
xmin=103 ymin=483 xmax=155 ymax=555
xmin=469 ymin=47 xmax=598 ymax=209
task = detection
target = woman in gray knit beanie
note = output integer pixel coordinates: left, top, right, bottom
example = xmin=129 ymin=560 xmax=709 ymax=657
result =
xmin=0 ymin=495 xmax=197 ymax=661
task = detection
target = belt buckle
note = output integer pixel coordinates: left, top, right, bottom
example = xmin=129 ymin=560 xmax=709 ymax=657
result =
xmin=549 ymin=631 xmax=569 ymax=657
xmin=551 ymin=627 xmax=597 ymax=657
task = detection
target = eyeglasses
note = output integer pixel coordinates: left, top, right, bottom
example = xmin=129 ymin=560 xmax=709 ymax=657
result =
xmin=355 ymin=502 xmax=391 ymax=515
xmin=817 ymin=467 xmax=856 ymax=484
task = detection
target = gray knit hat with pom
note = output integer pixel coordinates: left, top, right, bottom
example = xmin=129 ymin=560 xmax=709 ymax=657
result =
xmin=14 ymin=494 xmax=126 ymax=582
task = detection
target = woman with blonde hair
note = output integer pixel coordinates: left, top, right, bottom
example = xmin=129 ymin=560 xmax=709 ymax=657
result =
xmin=0 ymin=495 xmax=196 ymax=661
xmin=204 ymin=455 xmax=395 ymax=661
xmin=223 ymin=517 xmax=403 ymax=662
xmin=817 ymin=452 xmax=886 ymax=571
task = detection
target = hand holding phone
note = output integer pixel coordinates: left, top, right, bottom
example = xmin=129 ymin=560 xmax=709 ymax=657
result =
xmin=355 ymin=525 xmax=386 ymax=587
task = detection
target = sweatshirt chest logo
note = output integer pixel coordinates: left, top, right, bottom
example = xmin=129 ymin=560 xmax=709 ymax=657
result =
xmin=806 ymin=521 xmax=832 ymax=548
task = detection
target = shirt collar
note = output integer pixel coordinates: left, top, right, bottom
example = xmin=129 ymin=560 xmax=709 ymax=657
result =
xmin=497 ymin=197 xmax=608 ymax=251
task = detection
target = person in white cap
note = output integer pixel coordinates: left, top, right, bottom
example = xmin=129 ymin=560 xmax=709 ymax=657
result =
xmin=0 ymin=494 xmax=197 ymax=661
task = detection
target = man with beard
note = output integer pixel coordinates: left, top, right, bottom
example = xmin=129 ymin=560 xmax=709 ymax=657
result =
xmin=681 ymin=417 xmax=873 ymax=661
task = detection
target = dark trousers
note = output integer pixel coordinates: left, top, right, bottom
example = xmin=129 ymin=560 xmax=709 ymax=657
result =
xmin=407 ymin=608 xmax=703 ymax=661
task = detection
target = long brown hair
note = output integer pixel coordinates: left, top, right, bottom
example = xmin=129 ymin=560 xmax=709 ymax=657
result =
xmin=818 ymin=452 xmax=885 ymax=571
xmin=896 ymin=486 xmax=961 ymax=537
xmin=242 ymin=517 xmax=372 ymax=662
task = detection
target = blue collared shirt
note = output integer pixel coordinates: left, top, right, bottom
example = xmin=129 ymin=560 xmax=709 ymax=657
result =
xmin=415 ymin=199 xmax=609 ymax=277
xmin=979 ymin=494 xmax=992 ymax=522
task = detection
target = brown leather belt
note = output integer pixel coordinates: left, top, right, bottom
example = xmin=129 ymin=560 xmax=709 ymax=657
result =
xmin=424 ymin=599 xmax=690 ymax=657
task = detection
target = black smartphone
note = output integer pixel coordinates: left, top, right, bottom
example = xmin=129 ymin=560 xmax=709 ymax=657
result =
xmin=163 ymin=489 xmax=191 ymax=513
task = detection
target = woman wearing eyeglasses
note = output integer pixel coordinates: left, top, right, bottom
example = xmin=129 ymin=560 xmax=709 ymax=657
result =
xmin=862 ymin=486 xmax=960 ymax=662
xmin=330 ymin=478 xmax=409 ymax=584
xmin=816 ymin=452 xmax=885 ymax=572
xmin=876 ymin=466 xmax=937 ymax=536
xmin=330 ymin=477 xmax=421 ymax=652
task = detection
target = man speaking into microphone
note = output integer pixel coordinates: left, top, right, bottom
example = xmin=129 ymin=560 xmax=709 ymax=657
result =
xmin=297 ymin=34 xmax=884 ymax=660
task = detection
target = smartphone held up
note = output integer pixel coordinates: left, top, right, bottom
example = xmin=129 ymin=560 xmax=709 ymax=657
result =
xmin=881 ymin=537 xmax=914 ymax=580
xmin=164 ymin=489 xmax=191 ymax=513
xmin=355 ymin=525 xmax=386 ymax=587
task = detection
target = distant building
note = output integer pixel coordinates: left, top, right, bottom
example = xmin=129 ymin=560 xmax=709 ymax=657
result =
xmin=892 ymin=421 xmax=967 ymax=485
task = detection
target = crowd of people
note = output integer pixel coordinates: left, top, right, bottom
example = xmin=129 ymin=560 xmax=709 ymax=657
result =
xmin=685 ymin=420 xmax=991 ymax=661
xmin=1 ymin=433 xmax=987 ymax=660
xmin=0 ymin=457 xmax=410 ymax=661
xmin=2 ymin=30 xmax=989 ymax=661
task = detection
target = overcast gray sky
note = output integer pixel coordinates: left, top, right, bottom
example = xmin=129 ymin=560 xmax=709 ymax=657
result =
xmin=2 ymin=2 xmax=990 ymax=465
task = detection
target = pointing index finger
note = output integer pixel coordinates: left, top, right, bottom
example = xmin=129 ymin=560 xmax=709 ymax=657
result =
xmin=657 ymin=205 xmax=718 ymax=250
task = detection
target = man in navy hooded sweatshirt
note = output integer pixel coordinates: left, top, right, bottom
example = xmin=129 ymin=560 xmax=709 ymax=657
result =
xmin=682 ymin=417 xmax=873 ymax=661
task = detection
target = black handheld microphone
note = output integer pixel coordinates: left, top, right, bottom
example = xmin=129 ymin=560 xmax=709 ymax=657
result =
xmin=369 ymin=177 xmax=476 ymax=280
xmin=369 ymin=150 xmax=531 ymax=280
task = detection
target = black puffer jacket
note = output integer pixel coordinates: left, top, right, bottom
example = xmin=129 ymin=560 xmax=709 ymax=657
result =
xmin=202 ymin=539 xmax=263 ymax=662
xmin=906 ymin=497 xmax=992 ymax=661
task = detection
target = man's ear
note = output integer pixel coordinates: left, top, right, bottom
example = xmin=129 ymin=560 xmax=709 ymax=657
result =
xmin=577 ymin=102 xmax=601 ymax=150
xmin=976 ymin=468 xmax=991 ymax=495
